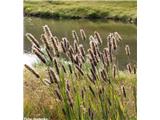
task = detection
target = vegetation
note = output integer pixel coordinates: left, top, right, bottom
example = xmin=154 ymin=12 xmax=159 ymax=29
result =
xmin=24 ymin=25 xmax=137 ymax=119
xmin=24 ymin=1 xmax=137 ymax=23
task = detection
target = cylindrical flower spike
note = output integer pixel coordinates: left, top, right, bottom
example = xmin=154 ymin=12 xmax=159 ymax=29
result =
xmin=32 ymin=48 xmax=47 ymax=64
xmin=72 ymin=30 xmax=79 ymax=42
xmin=113 ymin=64 xmax=116 ymax=78
xmin=80 ymin=29 xmax=87 ymax=41
xmin=26 ymin=33 xmax=40 ymax=48
xmin=127 ymin=63 xmax=132 ymax=74
xmin=125 ymin=45 xmax=131 ymax=56
xmin=24 ymin=64 xmax=40 ymax=78
xmin=54 ymin=59 xmax=59 ymax=75
xmin=43 ymin=25 xmax=53 ymax=38
xmin=78 ymin=44 xmax=85 ymax=57
xmin=133 ymin=64 xmax=136 ymax=74
xmin=55 ymin=89 xmax=62 ymax=101
xmin=94 ymin=31 xmax=102 ymax=44
xmin=114 ymin=32 xmax=122 ymax=41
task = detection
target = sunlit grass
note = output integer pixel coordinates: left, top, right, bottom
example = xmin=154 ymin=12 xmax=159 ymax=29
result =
xmin=24 ymin=1 xmax=137 ymax=23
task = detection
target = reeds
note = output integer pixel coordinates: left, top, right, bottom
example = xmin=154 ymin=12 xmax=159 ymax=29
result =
xmin=25 ymin=25 xmax=136 ymax=120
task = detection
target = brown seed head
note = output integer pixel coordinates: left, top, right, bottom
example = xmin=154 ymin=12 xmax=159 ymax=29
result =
xmin=55 ymin=89 xmax=62 ymax=101
xmin=133 ymin=64 xmax=136 ymax=74
xmin=24 ymin=64 xmax=40 ymax=78
xmin=75 ymin=64 xmax=84 ymax=76
xmin=26 ymin=33 xmax=40 ymax=48
xmin=89 ymin=86 xmax=95 ymax=97
xmin=41 ymin=34 xmax=51 ymax=50
xmin=127 ymin=63 xmax=132 ymax=74
xmin=54 ymin=59 xmax=59 ymax=75
xmin=49 ymin=68 xmax=59 ymax=84
xmin=80 ymin=29 xmax=87 ymax=41
xmin=125 ymin=45 xmax=131 ymax=56
xmin=32 ymin=48 xmax=46 ymax=64
xmin=114 ymin=32 xmax=122 ymax=41
xmin=78 ymin=44 xmax=85 ymax=57
xmin=72 ymin=30 xmax=79 ymax=42
xmin=94 ymin=31 xmax=102 ymax=44
xmin=61 ymin=64 xmax=66 ymax=73
xmin=113 ymin=64 xmax=116 ymax=78
xmin=121 ymin=85 xmax=127 ymax=98
xmin=43 ymin=25 xmax=53 ymax=38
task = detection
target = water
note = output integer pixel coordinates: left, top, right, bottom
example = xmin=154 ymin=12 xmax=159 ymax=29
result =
xmin=24 ymin=17 xmax=136 ymax=69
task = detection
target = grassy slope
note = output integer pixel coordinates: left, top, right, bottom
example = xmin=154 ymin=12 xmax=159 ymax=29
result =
xmin=24 ymin=65 xmax=136 ymax=119
xmin=24 ymin=1 xmax=137 ymax=23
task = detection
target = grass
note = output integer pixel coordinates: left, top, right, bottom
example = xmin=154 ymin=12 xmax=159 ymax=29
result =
xmin=24 ymin=1 xmax=137 ymax=23
xmin=24 ymin=25 xmax=137 ymax=120
xmin=24 ymin=66 xmax=136 ymax=119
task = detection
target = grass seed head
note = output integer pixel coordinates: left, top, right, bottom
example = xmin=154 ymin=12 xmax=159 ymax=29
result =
xmin=112 ymin=37 xmax=117 ymax=50
xmin=43 ymin=25 xmax=53 ymax=38
xmin=121 ymin=85 xmax=127 ymax=98
xmin=48 ymin=68 xmax=54 ymax=83
xmin=33 ymin=47 xmax=47 ymax=64
xmin=43 ymin=79 xmax=52 ymax=86
xmin=94 ymin=31 xmax=102 ymax=44
xmin=68 ymin=64 xmax=72 ymax=74
xmin=66 ymin=80 xmax=70 ymax=92
xmin=74 ymin=40 xmax=79 ymax=53
xmin=61 ymin=64 xmax=66 ymax=73
xmin=41 ymin=34 xmax=51 ymax=51
xmin=61 ymin=41 xmax=66 ymax=53
xmin=75 ymin=64 xmax=84 ymax=76
xmin=78 ymin=44 xmax=85 ymax=57
xmin=133 ymin=64 xmax=136 ymax=74
xmin=26 ymin=33 xmax=40 ymax=48
xmin=72 ymin=30 xmax=79 ymax=42
xmin=114 ymin=32 xmax=122 ymax=41
xmin=24 ymin=64 xmax=40 ymax=78
xmin=127 ymin=63 xmax=132 ymax=74
xmin=46 ymin=48 xmax=53 ymax=62
xmin=113 ymin=64 xmax=116 ymax=78
xmin=54 ymin=59 xmax=60 ymax=75
xmin=51 ymin=37 xmax=59 ymax=52
xmin=125 ymin=44 xmax=131 ymax=56
xmin=49 ymin=68 xmax=60 ymax=84
xmin=80 ymin=29 xmax=87 ymax=41
xmin=87 ymin=74 xmax=95 ymax=84
xmin=89 ymin=85 xmax=95 ymax=97
xmin=66 ymin=90 xmax=74 ymax=108
xmin=32 ymin=44 xmax=44 ymax=56
xmin=55 ymin=89 xmax=62 ymax=101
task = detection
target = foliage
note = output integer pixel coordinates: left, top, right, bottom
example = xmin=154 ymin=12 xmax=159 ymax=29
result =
xmin=24 ymin=1 xmax=137 ymax=23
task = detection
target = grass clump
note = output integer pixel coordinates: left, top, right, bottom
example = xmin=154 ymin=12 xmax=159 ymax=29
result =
xmin=24 ymin=25 xmax=137 ymax=120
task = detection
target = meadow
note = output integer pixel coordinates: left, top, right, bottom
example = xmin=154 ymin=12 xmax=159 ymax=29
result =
xmin=24 ymin=25 xmax=137 ymax=120
xmin=24 ymin=1 xmax=137 ymax=23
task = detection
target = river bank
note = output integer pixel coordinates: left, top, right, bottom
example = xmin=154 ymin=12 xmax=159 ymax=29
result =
xmin=24 ymin=1 xmax=137 ymax=24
